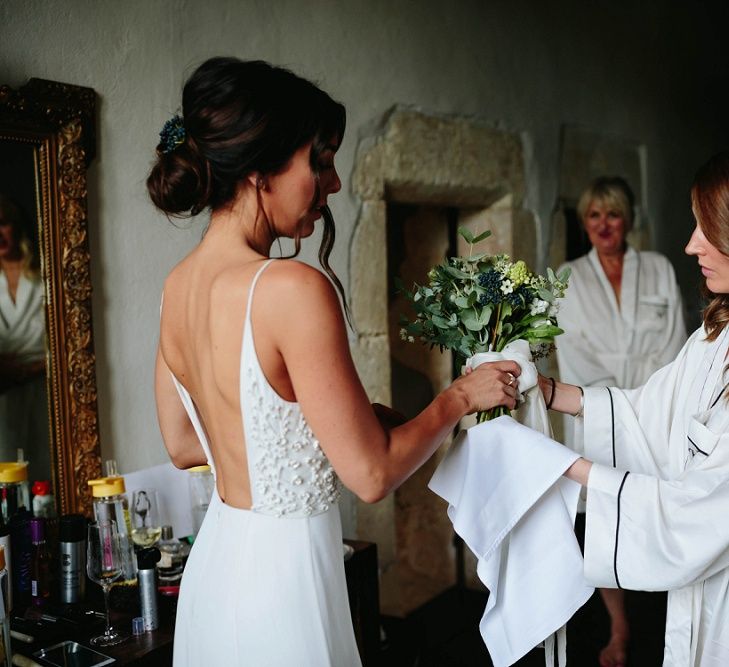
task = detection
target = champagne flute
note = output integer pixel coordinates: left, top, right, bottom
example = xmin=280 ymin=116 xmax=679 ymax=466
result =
xmin=131 ymin=489 xmax=162 ymax=548
xmin=87 ymin=520 xmax=126 ymax=646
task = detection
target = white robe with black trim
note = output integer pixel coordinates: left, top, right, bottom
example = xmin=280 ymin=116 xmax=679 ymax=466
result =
xmin=556 ymin=246 xmax=686 ymax=390
xmin=580 ymin=325 xmax=729 ymax=666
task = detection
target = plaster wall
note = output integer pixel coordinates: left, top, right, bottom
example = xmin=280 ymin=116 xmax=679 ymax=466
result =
xmin=1 ymin=0 xmax=728 ymax=538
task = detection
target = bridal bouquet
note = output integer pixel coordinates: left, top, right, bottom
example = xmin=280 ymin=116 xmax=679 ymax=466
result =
xmin=399 ymin=229 xmax=570 ymax=421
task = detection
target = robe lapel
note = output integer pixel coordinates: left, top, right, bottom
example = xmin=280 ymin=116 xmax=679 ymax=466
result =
xmin=619 ymin=247 xmax=639 ymax=351
xmin=0 ymin=272 xmax=14 ymax=331
xmin=587 ymin=248 xmax=621 ymax=319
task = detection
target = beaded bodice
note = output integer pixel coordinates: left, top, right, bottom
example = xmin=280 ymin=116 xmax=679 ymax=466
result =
xmin=171 ymin=259 xmax=341 ymax=519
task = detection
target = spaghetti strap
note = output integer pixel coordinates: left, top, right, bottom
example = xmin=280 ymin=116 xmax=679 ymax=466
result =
xmin=245 ymin=259 xmax=276 ymax=324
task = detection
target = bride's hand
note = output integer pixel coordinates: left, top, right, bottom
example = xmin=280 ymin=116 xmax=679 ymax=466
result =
xmin=456 ymin=360 xmax=521 ymax=413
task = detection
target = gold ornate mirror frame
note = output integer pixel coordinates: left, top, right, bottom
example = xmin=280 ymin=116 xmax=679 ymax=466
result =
xmin=0 ymin=78 xmax=101 ymax=515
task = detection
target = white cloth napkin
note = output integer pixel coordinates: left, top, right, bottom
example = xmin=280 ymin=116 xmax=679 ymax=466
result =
xmin=465 ymin=339 xmax=551 ymax=435
xmin=430 ymin=341 xmax=593 ymax=667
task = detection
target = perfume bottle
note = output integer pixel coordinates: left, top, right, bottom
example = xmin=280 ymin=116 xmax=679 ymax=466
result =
xmin=30 ymin=518 xmax=51 ymax=607
xmin=157 ymin=526 xmax=189 ymax=584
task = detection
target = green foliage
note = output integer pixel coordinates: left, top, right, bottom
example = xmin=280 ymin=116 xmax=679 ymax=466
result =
xmin=398 ymin=230 xmax=571 ymax=419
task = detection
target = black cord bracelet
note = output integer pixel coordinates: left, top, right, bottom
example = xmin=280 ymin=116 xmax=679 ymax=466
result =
xmin=546 ymin=377 xmax=556 ymax=409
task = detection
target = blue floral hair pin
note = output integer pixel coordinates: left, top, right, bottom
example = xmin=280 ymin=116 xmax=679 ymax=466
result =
xmin=159 ymin=115 xmax=186 ymax=154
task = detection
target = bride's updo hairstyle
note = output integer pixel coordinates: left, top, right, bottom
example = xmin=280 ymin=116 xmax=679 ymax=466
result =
xmin=691 ymin=150 xmax=729 ymax=340
xmin=147 ymin=57 xmax=348 ymax=306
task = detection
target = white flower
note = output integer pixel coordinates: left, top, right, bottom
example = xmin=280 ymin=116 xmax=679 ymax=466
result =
xmin=500 ymin=279 xmax=514 ymax=295
xmin=399 ymin=328 xmax=408 ymax=340
xmin=407 ymin=335 xmax=415 ymax=343
xmin=529 ymin=299 xmax=549 ymax=316
xmin=548 ymin=303 xmax=560 ymax=317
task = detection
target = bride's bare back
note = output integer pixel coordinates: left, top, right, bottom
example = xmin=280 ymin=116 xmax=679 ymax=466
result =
xmin=159 ymin=236 xmax=304 ymax=508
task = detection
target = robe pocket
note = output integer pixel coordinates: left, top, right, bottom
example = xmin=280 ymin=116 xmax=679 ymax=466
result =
xmin=637 ymin=296 xmax=669 ymax=323
xmin=685 ymin=412 xmax=720 ymax=467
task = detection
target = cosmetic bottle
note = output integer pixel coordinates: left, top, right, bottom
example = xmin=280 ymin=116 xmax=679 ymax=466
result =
xmin=0 ymin=513 xmax=10 ymax=612
xmin=157 ymin=526 xmax=189 ymax=584
xmin=0 ymin=462 xmax=30 ymax=524
xmin=0 ymin=547 xmax=11 ymax=666
xmin=30 ymin=517 xmax=51 ymax=607
xmin=8 ymin=509 xmax=31 ymax=608
xmin=136 ymin=548 xmax=161 ymax=631
xmin=31 ymin=481 xmax=56 ymax=518
xmin=59 ymin=514 xmax=86 ymax=603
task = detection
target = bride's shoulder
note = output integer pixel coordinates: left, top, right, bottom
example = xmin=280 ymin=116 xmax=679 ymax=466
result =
xmin=265 ymin=260 xmax=334 ymax=296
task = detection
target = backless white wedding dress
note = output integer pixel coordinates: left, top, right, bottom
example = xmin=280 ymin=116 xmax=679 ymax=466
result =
xmin=171 ymin=260 xmax=362 ymax=666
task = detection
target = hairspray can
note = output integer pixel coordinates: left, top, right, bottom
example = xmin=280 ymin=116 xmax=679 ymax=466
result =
xmin=59 ymin=514 xmax=86 ymax=603
xmin=136 ymin=548 xmax=161 ymax=631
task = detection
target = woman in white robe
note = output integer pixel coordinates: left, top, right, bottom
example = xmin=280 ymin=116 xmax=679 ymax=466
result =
xmin=0 ymin=194 xmax=49 ymax=483
xmin=542 ymin=151 xmax=729 ymax=666
xmin=556 ymin=176 xmax=687 ymax=666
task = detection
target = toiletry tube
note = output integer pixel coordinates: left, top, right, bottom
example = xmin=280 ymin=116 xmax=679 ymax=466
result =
xmin=58 ymin=515 xmax=86 ymax=604
xmin=136 ymin=548 xmax=161 ymax=632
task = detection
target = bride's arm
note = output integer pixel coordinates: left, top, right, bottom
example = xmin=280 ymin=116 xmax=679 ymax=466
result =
xmin=266 ymin=262 xmax=520 ymax=503
xmin=155 ymin=346 xmax=208 ymax=469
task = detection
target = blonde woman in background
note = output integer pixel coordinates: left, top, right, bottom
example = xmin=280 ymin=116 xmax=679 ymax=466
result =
xmin=555 ymin=177 xmax=687 ymax=666
xmin=0 ymin=193 xmax=49 ymax=481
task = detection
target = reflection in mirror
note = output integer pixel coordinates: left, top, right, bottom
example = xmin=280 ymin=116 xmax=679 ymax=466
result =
xmin=0 ymin=143 xmax=50 ymax=484
xmin=0 ymin=79 xmax=101 ymax=515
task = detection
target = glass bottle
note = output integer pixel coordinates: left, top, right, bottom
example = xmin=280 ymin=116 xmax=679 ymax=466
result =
xmin=157 ymin=526 xmax=189 ymax=584
xmin=87 ymin=477 xmax=136 ymax=582
xmin=187 ymin=465 xmax=214 ymax=538
xmin=0 ymin=463 xmax=30 ymax=524
xmin=8 ymin=509 xmax=31 ymax=608
xmin=30 ymin=517 xmax=51 ymax=606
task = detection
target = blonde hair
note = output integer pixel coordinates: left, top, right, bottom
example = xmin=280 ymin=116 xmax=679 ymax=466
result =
xmin=691 ymin=152 xmax=729 ymax=341
xmin=577 ymin=176 xmax=635 ymax=232
xmin=0 ymin=193 xmax=40 ymax=279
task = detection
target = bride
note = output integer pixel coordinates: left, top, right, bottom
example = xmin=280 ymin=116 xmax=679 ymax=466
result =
xmin=148 ymin=57 xmax=521 ymax=666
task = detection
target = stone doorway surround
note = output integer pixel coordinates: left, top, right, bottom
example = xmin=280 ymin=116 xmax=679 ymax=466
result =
xmin=348 ymin=108 xmax=536 ymax=614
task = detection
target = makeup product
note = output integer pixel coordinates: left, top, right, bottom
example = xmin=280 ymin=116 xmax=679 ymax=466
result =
xmin=58 ymin=514 xmax=86 ymax=603
xmin=0 ymin=511 xmax=11 ymax=612
xmin=0 ymin=547 xmax=11 ymax=666
xmin=136 ymin=548 xmax=161 ymax=632
xmin=8 ymin=510 xmax=31 ymax=608
xmin=29 ymin=518 xmax=51 ymax=607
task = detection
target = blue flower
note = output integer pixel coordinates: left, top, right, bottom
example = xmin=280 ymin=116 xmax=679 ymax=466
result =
xmin=477 ymin=270 xmax=503 ymax=304
xmin=159 ymin=115 xmax=186 ymax=154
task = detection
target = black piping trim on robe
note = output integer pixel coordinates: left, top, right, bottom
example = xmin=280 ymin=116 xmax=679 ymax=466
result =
xmin=688 ymin=436 xmax=709 ymax=457
xmin=607 ymin=387 xmax=616 ymax=467
xmin=614 ymin=471 xmax=630 ymax=589
xmin=710 ymin=382 xmax=729 ymax=409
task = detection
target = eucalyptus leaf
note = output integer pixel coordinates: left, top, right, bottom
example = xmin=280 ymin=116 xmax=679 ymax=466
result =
xmin=537 ymin=288 xmax=555 ymax=303
xmin=472 ymin=230 xmax=492 ymax=243
xmin=444 ymin=265 xmax=471 ymax=280
xmin=458 ymin=227 xmax=474 ymax=244
xmin=461 ymin=310 xmax=484 ymax=332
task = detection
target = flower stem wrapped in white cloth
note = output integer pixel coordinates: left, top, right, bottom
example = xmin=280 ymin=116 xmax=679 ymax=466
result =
xmin=432 ymin=340 xmax=592 ymax=667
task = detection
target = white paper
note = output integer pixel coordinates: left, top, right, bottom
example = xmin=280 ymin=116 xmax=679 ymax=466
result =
xmin=122 ymin=462 xmax=194 ymax=539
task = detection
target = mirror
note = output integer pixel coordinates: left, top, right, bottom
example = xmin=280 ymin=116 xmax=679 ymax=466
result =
xmin=0 ymin=78 xmax=101 ymax=515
